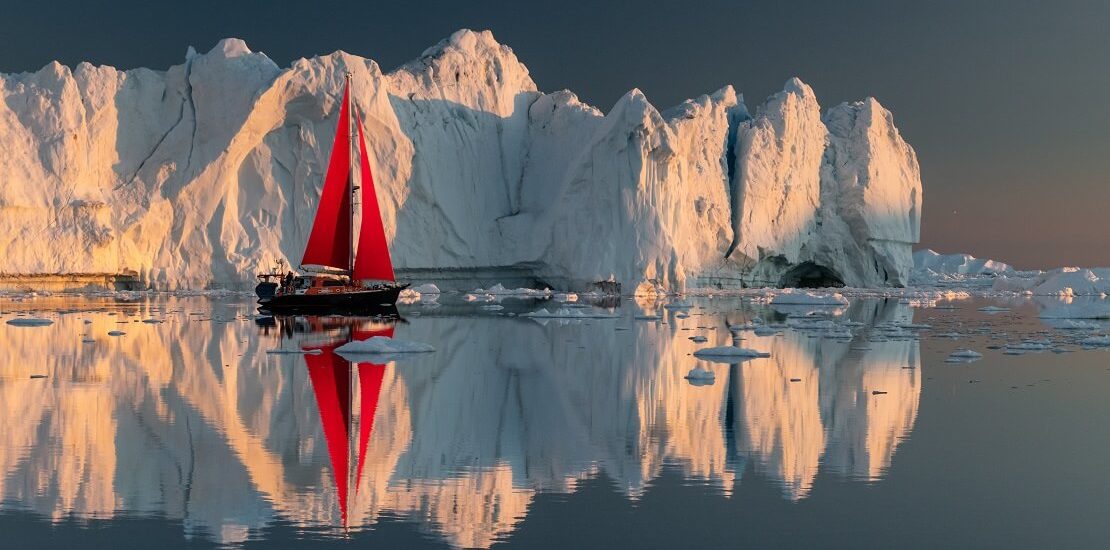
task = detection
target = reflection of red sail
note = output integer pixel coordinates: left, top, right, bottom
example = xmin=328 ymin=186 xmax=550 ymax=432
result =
xmin=303 ymin=323 xmax=394 ymax=525
xmin=301 ymin=83 xmax=352 ymax=272
xmin=304 ymin=344 xmax=351 ymax=524
xmin=353 ymin=326 xmax=393 ymax=492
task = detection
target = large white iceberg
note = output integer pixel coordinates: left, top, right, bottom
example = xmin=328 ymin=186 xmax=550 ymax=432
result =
xmin=0 ymin=30 xmax=922 ymax=291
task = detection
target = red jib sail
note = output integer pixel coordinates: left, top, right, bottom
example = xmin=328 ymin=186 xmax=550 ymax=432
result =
xmin=353 ymin=325 xmax=394 ymax=492
xmin=304 ymin=343 xmax=352 ymax=525
xmin=352 ymin=116 xmax=395 ymax=282
xmin=301 ymin=84 xmax=352 ymax=272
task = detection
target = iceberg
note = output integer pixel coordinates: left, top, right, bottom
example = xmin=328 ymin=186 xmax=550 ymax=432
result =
xmin=0 ymin=30 xmax=921 ymax=292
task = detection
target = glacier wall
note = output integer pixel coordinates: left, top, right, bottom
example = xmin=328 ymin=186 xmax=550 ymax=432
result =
xmin=0 ymin=29 xmax=921 ymax=290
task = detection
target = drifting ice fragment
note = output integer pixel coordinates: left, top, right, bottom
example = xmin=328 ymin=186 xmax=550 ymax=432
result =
xmin=1080 ymin=335 xmax=1110 ymax=347
xmin=685 ymin=368 xmax=716 ymax=384
xmin=693 ymin=346 xmax=770 ymax=362
xmin=522 ymin=308 xmax=617 ymax=319
xmin=6 ymin=318 xmax=53 ymax=327
xmin=335 ymin=336 xmax=436 ymax=354
xmin=267 ymin=348 xmax=323 ymax=355
xmin=945 ymin=349 xmax=983 ymax=363
xmin=769 ymin=291 xmax=849 ymax=307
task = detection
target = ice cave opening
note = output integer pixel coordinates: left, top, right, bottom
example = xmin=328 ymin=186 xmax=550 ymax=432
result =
xmin=778 ymin=262 xmax=846 ymax=288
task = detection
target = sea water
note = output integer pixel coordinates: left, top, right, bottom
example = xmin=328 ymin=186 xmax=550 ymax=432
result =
xmin=0 ymin=292 xmax=1108 ymax=549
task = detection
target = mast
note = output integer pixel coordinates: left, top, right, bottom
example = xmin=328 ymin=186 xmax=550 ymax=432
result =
xmin=346 ymin=71 xmax=356 ymax=279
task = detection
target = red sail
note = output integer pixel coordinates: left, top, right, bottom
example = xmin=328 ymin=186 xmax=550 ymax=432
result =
xmin=352 ymin=116 xmax=395 ymax=282
xmin=304 ymin=344 xmax=351 ymax=525
xmin=301 ymin=84 xmax=352 ymax=272
xmin=353 ymin=326 xmax=394 ymax=492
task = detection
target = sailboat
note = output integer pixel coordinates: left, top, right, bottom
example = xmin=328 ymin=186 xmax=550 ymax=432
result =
xmin=259 ymin=72 xmax=408 ymax=312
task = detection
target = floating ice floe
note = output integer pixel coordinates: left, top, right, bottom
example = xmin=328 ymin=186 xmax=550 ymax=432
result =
xmin=1048 ymin=319 xmax=1102 ymax=330
xmin=945 ymin=349 xmax=983 ymax=363
xmin=663 ymin=301 xmax=694 ymax=310
xmin=522 ymin=308 xmax=617 ymax=319
xmin=769 ymin=290 xmax=850 ymax=307
xmin=1035 ymin=297 xmax=1110 ymax=320
xmin=753 ymin=326 xmax=779 ymax=337
xmin=1079 ymin=335 xmax=1110 ymax=347
xmin=978 ymin=306 xmax=1010 ymax=314
xmin=689 ymin=335 xmax=708 ymax=343
xmin=108 ymin=330 xmax=126 ymax=336
xmin=685 ymin=368 xmax=716 ymax=384
xmin=693 ymin=346 xmax=770 ymax=362
xmin=335 ymin=336 xmax=436 ymax=355
xmin=6 ymin=318 xmax=53 ymax=327
xmin=469 ymin=284 xmax=552 ymax=299
xmin=480 ymin=304 xmax=505 ymax=311
xmin=635 ymin=314 xmax=661 ymax=320
xmin=266 ymin=348 xmax=323 ymax=355
xmin=1005 ymin=341 xmax=1050 ymax=352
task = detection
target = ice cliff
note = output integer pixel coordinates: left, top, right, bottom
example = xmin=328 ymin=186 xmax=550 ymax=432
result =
xmin=0 ymin=30 xmax=922 ymax=290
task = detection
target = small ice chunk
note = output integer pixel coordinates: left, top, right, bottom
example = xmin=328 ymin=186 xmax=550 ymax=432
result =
xmin=6 ymin=318 xmax=53 ymax=327
xmin=663 ymin=301 xmax=693 ymax=310
xmin=945 ymin=349 xmax=983 ymax=362
xmin=1080 ymin=335 xmax=1110 ymax=347
xmin=522 ymin=308 xmax=616 ymax=319
xmin=693 ymin=346 xmax=770 ymax=362
xmin=769 ymin=291 xmax=849 ymax=307
xmin=335 ymin=336 xmax=435 ymax=354
xmin=108 ymin=330 xmax=126 ymax=336
xmin=480 ymin=304 xmax=505 ymax=311
xmin=978 ymin=306 xmax=1010 ymax=313
xmin=684 ymin=367 xmax=716 ymax=383
xmin=267 ymin=348 xmax=323 ymax=355
xmin=689 ymin=335 xmax=708 ymax=343
xmin=753 ymin=326 xmax=779 ymax=337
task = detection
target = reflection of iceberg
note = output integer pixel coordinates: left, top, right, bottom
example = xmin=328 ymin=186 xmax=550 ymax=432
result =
xmin=729 ymin=299 xmax=920 ymax=498
xmin=0 ymin=296 xmax=922 ymax=548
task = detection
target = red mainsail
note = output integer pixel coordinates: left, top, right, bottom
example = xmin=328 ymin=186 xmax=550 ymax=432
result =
xmin=352 ymin=116 xmax=395 ymax=282
xmin=301 ymin=84 xmax=353 ymax=272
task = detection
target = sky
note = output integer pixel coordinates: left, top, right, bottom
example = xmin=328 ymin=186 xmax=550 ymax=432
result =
xmin=0 ymin=0 xmax=1106 ymax=269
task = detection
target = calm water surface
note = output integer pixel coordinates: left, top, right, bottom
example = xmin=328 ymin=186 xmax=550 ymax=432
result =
xmin=1 ymin=292 xmax=1108 ymax=549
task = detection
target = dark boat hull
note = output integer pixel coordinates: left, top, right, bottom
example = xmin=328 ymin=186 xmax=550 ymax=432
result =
xmin=255 ymin=281 xmax=278 ymax=300
xmin=258 ymin=284 xmax=408 ymax=314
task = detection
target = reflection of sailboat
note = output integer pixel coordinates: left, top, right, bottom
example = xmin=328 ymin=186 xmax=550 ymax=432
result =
xmin=258 ymin=73 xmax=408 ymax=313
xmin=303 ymin=325 xmax=393 ymax=525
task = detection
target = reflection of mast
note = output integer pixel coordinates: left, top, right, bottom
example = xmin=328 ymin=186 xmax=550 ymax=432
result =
xmin=303 ymin=324 xmax=394 ymax=527
xmin=725 ymin=328 xmax=742 ymax=469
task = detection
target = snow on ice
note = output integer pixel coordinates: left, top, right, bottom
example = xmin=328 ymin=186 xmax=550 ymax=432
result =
xmin=0 ymin=30 xmax=921 ymax=292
